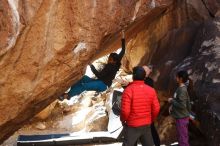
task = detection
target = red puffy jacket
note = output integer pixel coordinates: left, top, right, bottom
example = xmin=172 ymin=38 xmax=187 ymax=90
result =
xmin=120 ymin=81 xmax=160 ymax=127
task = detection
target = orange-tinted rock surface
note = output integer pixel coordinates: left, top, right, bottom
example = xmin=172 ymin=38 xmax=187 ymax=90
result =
xmin=0 ymin=0 xmax=219 ymax=145
xmin=0 ymin=0 xmax=174 ymax=143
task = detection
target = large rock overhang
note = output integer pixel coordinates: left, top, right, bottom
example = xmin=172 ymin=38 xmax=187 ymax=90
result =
xmin=0 ymin=0 xmax=219 ymax=145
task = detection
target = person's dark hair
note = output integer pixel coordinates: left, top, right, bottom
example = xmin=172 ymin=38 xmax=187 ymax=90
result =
xmin=176 ymin=70 xmax=188 ymax=83
xmin=109 ymin=53 xmax=119 ymax=62
xmin=133 ymin=66 xmax=146 ymax=80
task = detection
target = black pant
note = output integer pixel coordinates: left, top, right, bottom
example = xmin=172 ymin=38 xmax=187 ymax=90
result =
xmin=122 ymin=125 xmax=154 ymax=146
xmin=151 ymin=123 xmax=160 ymax=146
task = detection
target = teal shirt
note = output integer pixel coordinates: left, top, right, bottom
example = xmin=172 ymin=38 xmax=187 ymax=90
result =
xmin=171 ymin=85 xmax=191 ymax=119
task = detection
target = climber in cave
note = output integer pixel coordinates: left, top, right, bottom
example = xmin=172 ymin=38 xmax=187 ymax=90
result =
xmin=58 ymin=30 xmax=126 ymax=101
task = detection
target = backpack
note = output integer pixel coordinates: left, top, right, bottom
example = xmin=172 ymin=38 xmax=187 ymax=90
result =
xmin=112 ymin=90 xmax=123 ymax=116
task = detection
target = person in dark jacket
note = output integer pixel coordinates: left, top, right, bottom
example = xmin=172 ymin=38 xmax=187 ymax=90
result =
xmin=143 ymin=65 xmax=154 ymax=87
xmin=120 ymin=66 xmax=160 ymax=146
xmin=142 ymin=65 xmax=161 ymax=146
xmin=59 ymin=30 xmax=126 ymax=100
xmin=168 ymin=70 xmax=191 ymax=146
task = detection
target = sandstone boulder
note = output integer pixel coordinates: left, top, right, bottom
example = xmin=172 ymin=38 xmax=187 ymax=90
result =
xmin=0 ymin=0 xmax=175 ymax=143
xmin=111 ymin=1 xmax=219 ymax=145
xmin=35 ymin=101 xmax=57 ymax=120
xmin=170 ymin=17 xmax=220 ymax=146
xmin=202 ymin=0 xmax=220 ymax=17
xmin=0 ymin=0 xmax=220 ymax=145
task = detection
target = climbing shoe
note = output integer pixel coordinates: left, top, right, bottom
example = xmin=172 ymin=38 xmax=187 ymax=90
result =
xmin=58 ymin=93 xmax=69 ymax=101
xmin=58 ymin=95 xmax=64 ymax=101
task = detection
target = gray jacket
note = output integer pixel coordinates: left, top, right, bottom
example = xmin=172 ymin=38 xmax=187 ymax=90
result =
xmin=171 ymin=85 xmax=191 ymax=119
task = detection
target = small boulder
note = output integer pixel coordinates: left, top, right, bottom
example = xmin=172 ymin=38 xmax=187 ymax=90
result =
xmin=35 ymin=122 xmax=46 ymax=130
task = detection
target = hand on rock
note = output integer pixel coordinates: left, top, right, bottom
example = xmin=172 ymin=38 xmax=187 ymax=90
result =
xmin=168 ymin=98 xmax=173 ymax=103
xmin=121 ymin=29 xmax=125 ymax=39
xmin=169 ymin=106 xmax=172 ymax=114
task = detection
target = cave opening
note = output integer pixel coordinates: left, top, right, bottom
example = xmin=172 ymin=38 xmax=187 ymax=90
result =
xmin=3 ymin=49 xmax=207 ymax=146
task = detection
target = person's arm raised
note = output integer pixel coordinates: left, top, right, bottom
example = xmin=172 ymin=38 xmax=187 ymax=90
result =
xmin=118 ymin=30 xmax=126 ymax=62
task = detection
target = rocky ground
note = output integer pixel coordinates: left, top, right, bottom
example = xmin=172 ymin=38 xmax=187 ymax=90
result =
xmin=2 ymin=90 xmax=109 ymax=146
xmin=1 ymin=79 xmax=207 ymax=146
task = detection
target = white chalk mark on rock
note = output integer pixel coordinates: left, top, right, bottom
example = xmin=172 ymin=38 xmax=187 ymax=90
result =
xmin=212 ymin=79 xmax=220 ymax=83
xmin=150 ymin=0 xmax=156 ymax=8
xmin=132 ymin=0 xmax=141 ymax=21
xmin=7 ymin=0 xmax=20 ymax=50
xmin=73 ymin=42 xmax=87 ymax=54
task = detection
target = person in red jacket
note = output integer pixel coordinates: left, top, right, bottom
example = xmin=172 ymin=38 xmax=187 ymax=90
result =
xmin=120 ymin=66 xmax=160 ymax=146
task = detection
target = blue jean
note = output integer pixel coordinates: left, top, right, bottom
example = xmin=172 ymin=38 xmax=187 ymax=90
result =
xmin=67 ymin=75 xmax=107 ymax=98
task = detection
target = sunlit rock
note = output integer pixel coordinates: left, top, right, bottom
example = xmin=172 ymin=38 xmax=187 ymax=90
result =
xmin=158 ymin=116 xmax=176 ymax=145
xmin=35 ymin=101 xmax=57 ymax=120
xmin=35 ymin=122 xmax=46 ymax=130
xmin=0 ymin=0 xmax=175 ymax=142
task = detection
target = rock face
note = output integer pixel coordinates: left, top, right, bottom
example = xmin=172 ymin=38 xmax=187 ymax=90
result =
xmin=0 ymin=0 xmax=219 ymax=145
xmin=202 ymin=0 xmax=220 ymax=17
xmin=103 ymin=0 xmax=220 ymax=145
xmin=0 ymin=0 xmax=175 ymax=143
xmin=35 ymin=101 xmax=57 ymax=120
xmin=171 ymin=17 xmax=220 ymax=146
